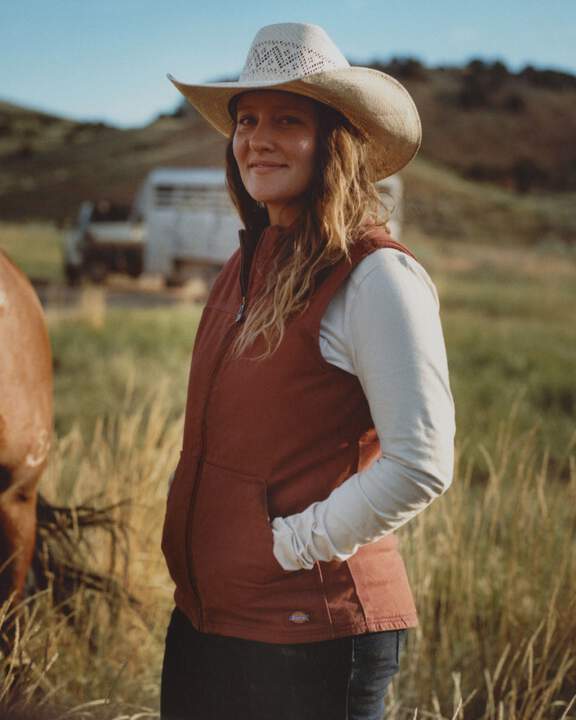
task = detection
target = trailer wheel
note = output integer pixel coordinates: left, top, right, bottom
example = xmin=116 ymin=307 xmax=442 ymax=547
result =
xmin=164 ymin=260 xmax=188 ymax=288
xmin=86 ymin=260 xmax=108 ymax=284
xmin=164 ymin=273 xmax=186 ymax=288
xmin=64 ymin=263 xmax=83 ymax=287
xmin=126 ymin=255 xmax=143 ymax=278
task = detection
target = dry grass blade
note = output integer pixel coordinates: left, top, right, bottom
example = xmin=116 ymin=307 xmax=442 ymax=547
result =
xmin=558 ymin=693 xmax=576 ymax=720
xmin=30 ymin=494 xmax=141 ymax=629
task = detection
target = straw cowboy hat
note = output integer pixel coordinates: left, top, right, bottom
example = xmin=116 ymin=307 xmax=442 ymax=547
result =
xmin=168 ymin=23 xmax=422 ymax=181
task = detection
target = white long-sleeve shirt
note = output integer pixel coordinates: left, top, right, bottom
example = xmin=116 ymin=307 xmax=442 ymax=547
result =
xmin=271 ymin=247 xmax=456 ymax=571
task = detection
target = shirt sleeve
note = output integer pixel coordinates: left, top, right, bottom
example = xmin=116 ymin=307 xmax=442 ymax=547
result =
xmin=271 ymin=248 xmax=456 ymax=571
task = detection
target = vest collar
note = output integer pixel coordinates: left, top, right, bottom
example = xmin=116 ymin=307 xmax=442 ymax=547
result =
xmin=237 ymin=225 xmax=287 ymax=302
xmin=238 ymin=224 xmax=286 ymax=254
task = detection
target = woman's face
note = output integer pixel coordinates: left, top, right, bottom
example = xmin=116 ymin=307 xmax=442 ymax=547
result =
xmin=232 ymin=90 xmax=319 ymax=226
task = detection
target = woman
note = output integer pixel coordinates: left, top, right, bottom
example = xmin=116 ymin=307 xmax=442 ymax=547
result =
xmin=161 ymin=22 xmax=455 ymax=720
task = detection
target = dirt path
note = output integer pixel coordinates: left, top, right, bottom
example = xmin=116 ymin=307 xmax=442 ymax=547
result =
xmin=32 ymin=275 xmax=209 ymax=310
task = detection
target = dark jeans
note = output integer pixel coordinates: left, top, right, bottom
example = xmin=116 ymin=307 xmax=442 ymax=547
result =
xmin=161 ymin=607 xmax=406 ymax=720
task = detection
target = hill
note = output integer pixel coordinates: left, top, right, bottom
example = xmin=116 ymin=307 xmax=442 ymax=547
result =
xmin=377 ymin=58 xmax=576 ymax=193
xmin=0 ymin=59 xmax=575 ymax=247
xmin=0 ymin=101 xmax=225 ymax=221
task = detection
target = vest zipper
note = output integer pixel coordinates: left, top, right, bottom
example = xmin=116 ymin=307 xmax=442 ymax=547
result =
xmin=185 ymin=230 xmax=261 ymax=628
xmin=235 ymin=230 xmax=252 ymax=322
xmin=235 ymin=296 xmax=246 ymax=323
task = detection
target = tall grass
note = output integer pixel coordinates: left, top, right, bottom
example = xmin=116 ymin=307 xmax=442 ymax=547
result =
xmin=1 ymin=390 xmax=179 ymax=719
xmin=395 ymin=400 xmax=576 ymax=718
xmin=0 ymin=222 xmax=63 ymax=282
xmin=1 ymin=224 xmax=574 ymax=717
xmin=1 ymin=391 xmax=574 ymax=718
xmin=47 ymin=303 xmax=201 ymax=438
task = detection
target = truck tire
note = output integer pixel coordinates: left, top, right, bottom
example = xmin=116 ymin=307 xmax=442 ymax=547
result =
xmin=164 ymin=260 xmax=188 ymax=288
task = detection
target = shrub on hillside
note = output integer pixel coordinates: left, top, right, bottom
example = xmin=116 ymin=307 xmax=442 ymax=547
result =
xmin=501 ymin=92 xmax=526 ymax=113
xmin=520 ymin=64 xmax=576 ymax=91
xmin=466 ymin=163 xmax=507 ymax=184
xmin=557 ymin=157 xmax=576 ymax=190
xmin=458 ymin=59 xmax=510 ymax=109
xmin=370 ymin=56 xmax=428 ymax=81
xmin=465 ymin=158 xmax=550 ymax=193
xmin=0 ymin=118 xmax=12 ymax=138
xmin=512 ymin=157 xmax=549 ymax=193
xmin=10 ymin=142 xmax=34 ymax=159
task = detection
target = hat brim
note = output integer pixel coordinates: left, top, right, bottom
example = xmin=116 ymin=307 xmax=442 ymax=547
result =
xmin=168 ymin=66 xmax=421 ymax=181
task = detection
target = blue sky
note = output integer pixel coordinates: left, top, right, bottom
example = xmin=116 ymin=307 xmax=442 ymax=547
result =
xmin=1 ymin=0 xmax=575 ymax=127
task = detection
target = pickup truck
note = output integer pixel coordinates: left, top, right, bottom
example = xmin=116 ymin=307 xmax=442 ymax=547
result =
xmin=63 ymin=200 xmax=144 ymax=285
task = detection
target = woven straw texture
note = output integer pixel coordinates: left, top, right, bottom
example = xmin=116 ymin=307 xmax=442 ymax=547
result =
xmin=169 ymin=23 xmax=421 ymax=180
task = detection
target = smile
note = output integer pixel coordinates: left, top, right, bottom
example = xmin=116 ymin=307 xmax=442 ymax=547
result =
xmin=248 ymin=163 xmax=287 ymax=172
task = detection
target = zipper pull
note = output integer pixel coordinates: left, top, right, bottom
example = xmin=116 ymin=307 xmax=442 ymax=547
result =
xmin=235 ymin=297 xmax=246 ymax=323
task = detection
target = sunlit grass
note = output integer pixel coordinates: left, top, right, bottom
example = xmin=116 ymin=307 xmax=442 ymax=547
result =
xmin=1 ymin=392 xmax=574 ymax=718
xmin=1 ymin=391 xmax=180 ymax=719
xmin=394 ymin=403 xmax=576 ymax=718
xmin=47 ymin=303 xmax=201 ymax=438
xmin=1 ymin=222 xmax=575 ymax=717
xmin=0 ymin=222 xmax=63 ymax=282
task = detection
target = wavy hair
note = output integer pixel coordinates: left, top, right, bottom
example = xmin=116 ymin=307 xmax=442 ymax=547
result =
xmin=226 ymin=96 xmax=389 ymax=359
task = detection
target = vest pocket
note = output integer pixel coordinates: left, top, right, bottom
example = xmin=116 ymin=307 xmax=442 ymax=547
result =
xmin=161 ymin=454 xmax=199 ymax=594
xmin=191 ymin=460 xmax=288 ymax=608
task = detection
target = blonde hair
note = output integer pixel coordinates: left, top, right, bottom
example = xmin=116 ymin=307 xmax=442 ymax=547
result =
xmin=226 ymin=97 xmax=389 ymax=359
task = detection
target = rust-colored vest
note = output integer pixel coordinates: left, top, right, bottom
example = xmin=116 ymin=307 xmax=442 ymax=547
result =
xmin=162 ymin=224 xmax=419 ymax=643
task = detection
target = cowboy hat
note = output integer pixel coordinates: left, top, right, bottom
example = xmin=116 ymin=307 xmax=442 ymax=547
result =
xmin=168 ymin=22 xmax=421 ymax=181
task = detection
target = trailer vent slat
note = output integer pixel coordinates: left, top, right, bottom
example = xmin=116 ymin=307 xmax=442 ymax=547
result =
xmin=154 ymin=184 xmax=232 ymax=212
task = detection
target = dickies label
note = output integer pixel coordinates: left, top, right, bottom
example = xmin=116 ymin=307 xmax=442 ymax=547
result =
xmin=288 ymin=611 xmax=310 ymax=624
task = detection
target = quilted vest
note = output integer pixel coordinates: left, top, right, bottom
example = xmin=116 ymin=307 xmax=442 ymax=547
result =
xmin=161 ymin=224 xmax=419 ymax=643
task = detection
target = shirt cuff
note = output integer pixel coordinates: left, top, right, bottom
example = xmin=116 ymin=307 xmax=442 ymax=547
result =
xmin=271 ymin=503 xmax=355 ymax=571
xmin=271 ymin=517 xmax=304 ymax=571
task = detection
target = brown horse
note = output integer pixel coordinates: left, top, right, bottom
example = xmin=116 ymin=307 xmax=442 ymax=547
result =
xmin=0 ymin=250 xmax=52 ymax=608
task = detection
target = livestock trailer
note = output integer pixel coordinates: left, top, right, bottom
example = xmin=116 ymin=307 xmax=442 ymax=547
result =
xmin=133 ymin=167 xmax=242 ymax=286
xmin=64 ymin=167 xmax=403 ymax=287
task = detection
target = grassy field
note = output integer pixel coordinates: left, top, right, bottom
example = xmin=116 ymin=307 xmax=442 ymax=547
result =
xmin=1 ymin=223 xmax=575 ymax=718
xmin=0 ymin=222 xmax=64 ymax=281
xmin=402 ymin=157 xmax=576 ymax=248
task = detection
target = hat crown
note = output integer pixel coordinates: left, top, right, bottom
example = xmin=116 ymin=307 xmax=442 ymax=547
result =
xmin=239 ymin=23 xmax=349 ymax=83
